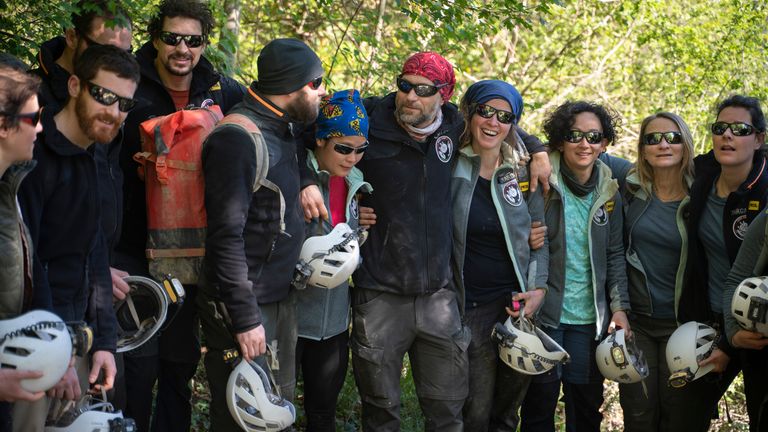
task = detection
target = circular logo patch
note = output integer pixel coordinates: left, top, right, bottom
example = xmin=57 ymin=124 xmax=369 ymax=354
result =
xmin=593 ymin=206 xmax=608 ymax=226
xmin=435 ymin=136 xmax=453 ymax=163
xmin=733 ymin=214 xmax=749 ymax=240
xmin=349 ymin=198 xmax=359 ymax=221
xmin=503 ymin=181 xmax=523 ymax=207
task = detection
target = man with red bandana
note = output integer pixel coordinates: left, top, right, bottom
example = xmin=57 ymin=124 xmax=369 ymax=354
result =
xmin=341 ymin=52 xmax=550 ymax=431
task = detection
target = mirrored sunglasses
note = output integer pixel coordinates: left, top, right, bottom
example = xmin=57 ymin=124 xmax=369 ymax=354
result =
xmin=396 ymin=77 xmax=446 ymax=98
xmin=711 ymin=121 xmax=756 ymax=137
xmin=565 ymin=129 xmax=603 ymax=144
xmin=642 ymin=131 xmax=683 ymax=145
xmin=159 ymin=31 xmax=205 ymax=48
xmin=308 ymin=76 xmax=323 ymax=90
xmin=87 ymin=82 xmax=137 ymax=112
xmin=333 ymin=142 xmax=369 ymax=155
xmin=475 ymin=103 xmax=515 ymax=124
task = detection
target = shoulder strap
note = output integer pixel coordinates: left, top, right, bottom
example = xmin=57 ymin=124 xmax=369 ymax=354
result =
xmin=216 ymin=113 xmax=286 ymax=234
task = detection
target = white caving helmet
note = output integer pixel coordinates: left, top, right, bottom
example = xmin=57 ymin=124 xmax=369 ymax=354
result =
xmin=491 ymin=309 xmax=570 ymax=375
xmin=226 ymin=358 xmax=296 ymax=431
xmin=731 ymin=276 xmax=768 ymax=337
xmin=115 ymin=276 xmax=173 ymax=353
xmin=45 ymin=396 xmax=135 ymax=432
xmin=596 ymin=329 xmax=649 ymax=384
xmin=0 ymin=310 xmax=73 ymax=392
xmin=666 ymin=321 xmax=718 ymax=388
xmin=297 ymin=222 xmax=361 ymax=289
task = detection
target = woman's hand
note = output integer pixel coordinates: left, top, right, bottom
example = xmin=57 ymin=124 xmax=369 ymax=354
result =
xmin=609 ymin=310 xmax=631 ymax=338
xmin=506 ymin=288 xmax=546 ymax=318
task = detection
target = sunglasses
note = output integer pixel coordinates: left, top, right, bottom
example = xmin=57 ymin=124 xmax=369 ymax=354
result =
xmin=308 ymin=76 xmax=324 ymax=90
xmin=711 ymin=121 xmax=756 ymax=137
xmin=159 ymin=31 xmax=205 ymax=48
xmin=2 ymin=109 xmax=42 ymax=127
xmin=565 ymin=129 xmax=603 ymax=144
xmin=474 ymin=103 xmax=515 ymax=125
xmin=79 ymin=33 xmax=133 ymax=53
xmin=643 ymin=131 xmax=683 ymax=145
xmin=396 ymin=77 xmax=447 ymax=98
xmin=87 ymin=82 xmax=137 ymax=112
xmin=333 ymin=142 xmax=369 ymax=155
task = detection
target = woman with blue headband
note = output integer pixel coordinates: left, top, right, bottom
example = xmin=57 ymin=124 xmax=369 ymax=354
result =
xmin=294 ymin=89 xmax=372 ymax=432
xmin=451 ymin=80 xmax=549 ymax=430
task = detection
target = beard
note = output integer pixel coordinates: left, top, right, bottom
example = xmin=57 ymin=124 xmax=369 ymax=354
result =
xmin=75 ymin=95 xmax=121 ymax=143
xmin=285 ymin=89 xmax=320 ymax=124
xmin=395 ymin=99 xmax=441 ymax=127
xmin=162 ymin=53 xmax=195 ymax=77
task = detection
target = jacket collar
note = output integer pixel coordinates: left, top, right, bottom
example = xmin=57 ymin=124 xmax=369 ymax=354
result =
xmin=625 ymin=169 xmax=694 ymax=201
xmin=38 ymin=106 xmax=122 ymax=156
xmin=549 ymin=150 xmax=616 ymax=197
xmin=135 ymin=42 xmax=221 ymax=97
xmin=35 ymin=36 xmax=71 ymax=105
xmin=695 ymin=149 xmax=768 ymax=194
xmin=241 ymin=85 xmax=304 ymax=137
xmin=1 ymin=160 xmax=37 ymax=190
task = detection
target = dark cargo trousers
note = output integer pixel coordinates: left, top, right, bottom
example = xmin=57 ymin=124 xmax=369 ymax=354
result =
xmin=197 ymin=286 xmax=298 ymax=432
xmin=351 ymin=287 xmax=471 ymax=432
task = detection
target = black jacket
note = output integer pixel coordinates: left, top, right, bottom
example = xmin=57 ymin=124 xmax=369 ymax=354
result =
xmin=351 ymin=93 xmax=464 ymax=295
xmin=31 ymin=36 xmax=70 ymax=110
xmin=679 ymin=151 xmax=768 ymax=335
xmin=18 ymin=108 xmax=117 ymax=352
xmin=115 ymin=42 xmax=245 ymax=268
xmin=200 ymin=87 xmax=305 ymax=332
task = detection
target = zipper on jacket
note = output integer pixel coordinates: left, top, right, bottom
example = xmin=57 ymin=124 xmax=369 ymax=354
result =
xmin=422 ymin=157 xmax=429 ymax=290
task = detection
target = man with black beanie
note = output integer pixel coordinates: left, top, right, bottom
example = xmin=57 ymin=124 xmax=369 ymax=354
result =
xmin=196 ymin=37 xmax=326 ymax=430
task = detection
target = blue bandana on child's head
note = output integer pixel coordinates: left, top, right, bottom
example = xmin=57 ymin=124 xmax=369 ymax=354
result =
xmin=316 ymin=89 xmax=369 ymax=139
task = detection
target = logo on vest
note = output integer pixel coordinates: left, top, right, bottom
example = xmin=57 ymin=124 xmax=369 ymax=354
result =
xmin=349 ymin=198 xmax=359 ymax=221
xmin=593 ymin=206 xmax=609 ymax=226
xmin=435 ymin=136 xmax=453 ymax=163
xmin=733 ymin=214 xmax=749 ymax=240
xmin=503 ymin=180 xmax=523 ymax=207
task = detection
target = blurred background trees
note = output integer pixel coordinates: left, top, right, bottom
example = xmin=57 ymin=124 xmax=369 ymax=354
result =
xmin=2 ymin=0 xmax=766 ymax=156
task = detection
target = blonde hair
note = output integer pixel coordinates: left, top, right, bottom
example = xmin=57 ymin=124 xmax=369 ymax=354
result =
xmin=634 ymin=112 xmax=694 ymax=195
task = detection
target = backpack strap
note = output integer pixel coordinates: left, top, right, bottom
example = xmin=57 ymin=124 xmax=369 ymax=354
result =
xmin=216 ymin=113 xmax=286 ymax=234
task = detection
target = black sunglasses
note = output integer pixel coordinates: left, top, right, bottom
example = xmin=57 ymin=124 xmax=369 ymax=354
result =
xmin=643 ymin=131 xmax=683 ymax=145
xmin=333 ymin=142 xmax=369 ymax=155
xmin=396 ymin=77 xmax=447 ymax=97
xmin=2 ymin=109 xmax=42 ymax=127
xmin=474 ymin=103 xmax=515 ymax=125
xmin=565 ymin=129 xmax=603 ymax=144
xmin=87 ymin=82 xmax=137 ymax=112
xmin=711 ymin=121 xmax=756 ymax=137
xmin=79 ymin=33 xmax=133 ymax=53
xmin=159 ymin=31 xmax=205 ymax=48
xmin=308 ymin=76 xmax=323 ymax=90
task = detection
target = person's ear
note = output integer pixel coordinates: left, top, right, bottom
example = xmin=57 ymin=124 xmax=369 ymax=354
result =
xmin=64 ymin=28 xmax=79 ymax=50
xmin=67 ymin=75 xmax=81 ymax=98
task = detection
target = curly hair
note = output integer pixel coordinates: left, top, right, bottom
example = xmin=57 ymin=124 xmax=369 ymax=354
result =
xmin=633 ymin=112 xmax=695 ymax=195
xmin=72 ymin=0 xmax=132 ymax=36
xmin=543 ymin=101 xmax=620 ymax=152
xmin=148 ymin=0 xmax=214 ymax=41
xmin=0 ymin=66 xmax=41 ymax=129
xmin=716 ymin=94 xmax=766 ymax=133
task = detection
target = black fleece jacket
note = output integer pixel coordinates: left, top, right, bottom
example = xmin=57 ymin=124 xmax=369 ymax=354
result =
xmin=200 ymin=87 xmax=305 ymax=333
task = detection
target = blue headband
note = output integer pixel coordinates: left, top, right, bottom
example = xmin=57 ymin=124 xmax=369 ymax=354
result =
xmin=463 ymin=80 xmax=523 ymax=124
xmin=315 ymin=89 xmax=369 ymax=140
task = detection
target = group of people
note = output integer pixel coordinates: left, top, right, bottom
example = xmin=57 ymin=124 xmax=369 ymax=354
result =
xmin=0 ymin=0 xmax=766 ymax=431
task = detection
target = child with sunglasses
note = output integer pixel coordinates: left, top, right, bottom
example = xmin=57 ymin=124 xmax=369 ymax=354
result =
xmin=294 ymin=89 xmax=373 ymax=432
xmin=451 ymin=80 xmax=549 ymax=431
xmin=678 ymin=94 xmax=768 ymax=432
xmin=519 ymin=101 xmax=630 ymax=432
xmin=619 ymin=112 xmax=696 ymax=431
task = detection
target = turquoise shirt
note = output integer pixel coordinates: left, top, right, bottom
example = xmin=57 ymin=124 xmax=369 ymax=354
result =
xmin=561 ymin=176 xmax=597 ymax=324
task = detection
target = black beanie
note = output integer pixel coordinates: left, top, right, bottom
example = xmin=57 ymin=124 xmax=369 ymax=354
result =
xmin=254 ymin=38 xmax=324 ymax=95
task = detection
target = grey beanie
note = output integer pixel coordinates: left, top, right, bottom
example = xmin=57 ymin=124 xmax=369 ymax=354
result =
xmin=254 ymin=38 xmax=324 ymax=95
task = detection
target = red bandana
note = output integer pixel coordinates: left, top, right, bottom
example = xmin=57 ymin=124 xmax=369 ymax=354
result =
xmin=401 ymin=51 xmax=456 ymax=102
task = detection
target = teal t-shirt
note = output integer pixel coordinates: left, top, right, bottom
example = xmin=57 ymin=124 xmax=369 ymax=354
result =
xmin=561 ymin=180 xmax=597 ymax=324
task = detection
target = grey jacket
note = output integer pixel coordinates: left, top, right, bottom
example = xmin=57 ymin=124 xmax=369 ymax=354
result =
xmin=540 ymin=152 xmax=630 ymax=339
xmin=297 ymin=152 xmax=372 ymax=340
xmin=0 ymin=161 xmax=35 ymax=319
xmin=623 ymin=172 xmax=690 ymax=319
xmin=451 ymin=139 xmax=549 ymax=314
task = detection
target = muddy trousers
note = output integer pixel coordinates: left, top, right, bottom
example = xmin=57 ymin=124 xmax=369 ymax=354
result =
xmin=197 ymin=288 xmax=297 ymax=432
xmin=350 ymin=287 xmax=470 ymax=432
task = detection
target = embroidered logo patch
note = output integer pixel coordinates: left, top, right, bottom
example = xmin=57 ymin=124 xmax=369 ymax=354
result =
xmin=435 ymin=136 xmax=453 ymax=163
xmin=349 ymin=198 xmax=359 ymax=220
xmin=593 ymin=206 xmax=609 ymax=226
xmin=733 ymin=214 xmax=749 ymax=240
xmin=749 ymin=201 xmax=760 ymax=211
xmin=519 ymin=181 xmax=529 ymax=192
xmin=605 ymin=200 xmax=615 ymax=212
xmin=503 ymin=180 xmax=523 ymax=207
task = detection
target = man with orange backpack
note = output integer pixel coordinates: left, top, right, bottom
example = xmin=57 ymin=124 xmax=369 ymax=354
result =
xmin=113 ymin=1 xmax=244 ymax=431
